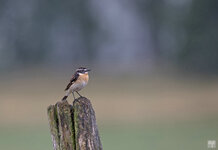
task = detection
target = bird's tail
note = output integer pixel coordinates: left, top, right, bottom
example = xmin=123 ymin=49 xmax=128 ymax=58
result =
xmin=62 ymin=95 xmax=68 ymax=101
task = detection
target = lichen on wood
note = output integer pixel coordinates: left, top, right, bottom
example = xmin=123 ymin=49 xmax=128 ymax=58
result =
xmin=73 ymin=97 xmax=103 ymax=150
xmin=56 ymin=101 xmax=75 ymax=150
xmin=47 ymin=97 xmax=102 ymax=150
xmin=47 ymin=105 xmax=61 ymax=150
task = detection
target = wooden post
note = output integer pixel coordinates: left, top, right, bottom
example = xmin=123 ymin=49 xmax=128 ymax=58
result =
xmin=47 ymin=97 xmax=103 ymax=150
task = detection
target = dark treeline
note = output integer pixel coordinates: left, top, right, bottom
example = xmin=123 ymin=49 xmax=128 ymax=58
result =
xmin=0 ymin=0 xmax=217 ymax=73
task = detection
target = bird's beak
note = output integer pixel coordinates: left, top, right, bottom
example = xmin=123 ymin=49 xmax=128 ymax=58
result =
xmin=86 ymin=69 xmax=91 ymax=72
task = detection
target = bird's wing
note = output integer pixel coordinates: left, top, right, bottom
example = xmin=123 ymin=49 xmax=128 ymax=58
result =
xmin=64 ymin=73 xmax=79 ymax=91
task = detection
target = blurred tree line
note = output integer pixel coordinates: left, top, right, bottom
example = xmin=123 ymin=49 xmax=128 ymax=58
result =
xmin=178 ymin=0 xmax=218 ymax=73
xmin=135 ymin=0 xmax=218 ymax=73
xmin=0 ymin=0 xmax=217 ymax=74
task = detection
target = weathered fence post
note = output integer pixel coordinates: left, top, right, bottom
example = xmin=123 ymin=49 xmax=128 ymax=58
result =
xmin=47 ymin=97 xmax=103 ymax=150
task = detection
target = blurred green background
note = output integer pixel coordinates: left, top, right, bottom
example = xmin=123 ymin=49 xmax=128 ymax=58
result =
xmin=0 ymin=0 xmax=218 ymax=150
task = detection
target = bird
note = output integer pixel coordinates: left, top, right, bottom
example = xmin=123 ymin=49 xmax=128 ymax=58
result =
xmin=62 ymin=67 xmax=91 ymax=101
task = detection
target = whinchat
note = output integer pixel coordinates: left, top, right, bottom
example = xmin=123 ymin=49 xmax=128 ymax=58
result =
xmin=62 ymin=67 xmax=91 ymax=101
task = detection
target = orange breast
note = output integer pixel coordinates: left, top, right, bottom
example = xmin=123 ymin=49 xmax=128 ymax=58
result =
xmin=78 ymin=74 xmax=89 ymax=82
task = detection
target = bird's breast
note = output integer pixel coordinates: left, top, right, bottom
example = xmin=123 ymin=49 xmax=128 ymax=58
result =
xmin=78 ymin=74 xmax=89 ymax=83
xmin=73 ymin=74 xmax=89 ymax=89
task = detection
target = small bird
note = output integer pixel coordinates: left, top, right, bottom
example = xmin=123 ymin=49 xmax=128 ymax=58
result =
xmin=62 ymin=67 xmax=91 ymax=101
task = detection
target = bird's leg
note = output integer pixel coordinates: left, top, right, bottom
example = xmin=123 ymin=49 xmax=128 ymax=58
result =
xmin=76 ymin=91 xmax=82 ymax=97
xmin=72 ymin=92 xmax=75 ymax=100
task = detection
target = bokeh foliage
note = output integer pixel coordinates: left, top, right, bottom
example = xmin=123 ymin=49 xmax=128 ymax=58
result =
xmin=0 ymin=0 xmax=217 ymax=72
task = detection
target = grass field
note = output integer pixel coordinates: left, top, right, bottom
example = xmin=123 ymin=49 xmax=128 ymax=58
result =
xmin=0 ymin=118 xmax=218 ymax=150
xmin=0 ymin=69 xmax=218 ymax=150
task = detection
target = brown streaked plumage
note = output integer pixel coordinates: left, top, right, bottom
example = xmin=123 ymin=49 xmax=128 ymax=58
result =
xmin=62 ymin=67 xmax=91 ymax=101
xmin=64 ymin=72 xmax=79 ymax=91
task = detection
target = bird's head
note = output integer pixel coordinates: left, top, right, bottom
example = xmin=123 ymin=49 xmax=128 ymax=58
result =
xmin=76 ymin=67 xmax=91 ymax=75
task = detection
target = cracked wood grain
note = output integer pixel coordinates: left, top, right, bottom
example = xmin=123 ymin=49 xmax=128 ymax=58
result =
xmin=47 ymin=97 xmax=102 ymax=150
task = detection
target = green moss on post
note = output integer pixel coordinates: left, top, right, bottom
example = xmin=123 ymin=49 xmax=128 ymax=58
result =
xmin=56 ymin=101 xmax=75 ymax=150
xmin=73 ymin=97 xmax=103 ymax=150
xmin=47 ymin=105 xmax=61 ymax=150
xmin=47 ymin=97 xmax=102 ymax=150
